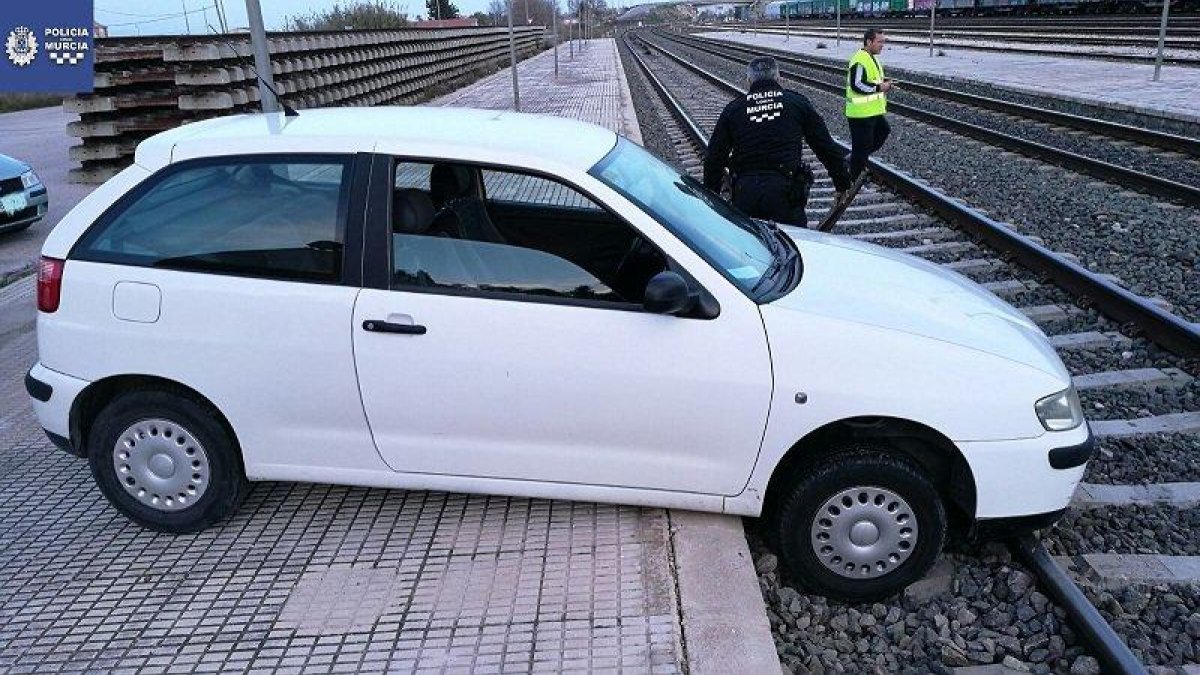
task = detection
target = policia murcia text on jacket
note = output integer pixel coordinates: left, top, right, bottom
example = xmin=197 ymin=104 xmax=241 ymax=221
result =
xmin=846 ymin=29 xmax=893 ymax=180
xmin=703 ymin=56 xmax=851 ymax=228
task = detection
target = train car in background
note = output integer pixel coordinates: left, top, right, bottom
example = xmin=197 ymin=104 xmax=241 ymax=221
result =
xmin=769 ymin=0 xmax=1189 ymax=18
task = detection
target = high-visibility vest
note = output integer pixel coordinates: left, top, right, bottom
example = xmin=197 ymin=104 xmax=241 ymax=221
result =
xmin=845 ymin=49 xmax=886 ymax=119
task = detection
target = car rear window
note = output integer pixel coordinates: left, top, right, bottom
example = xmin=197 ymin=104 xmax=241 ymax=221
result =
xmin=73 ymin=157 xmax=351 ymax=283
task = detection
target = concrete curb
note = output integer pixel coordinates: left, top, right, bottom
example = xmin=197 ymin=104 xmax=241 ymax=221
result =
xmin=670 ymin=511 xmax=781 ymax=675
xmin=611 ymin=41 xmax=645 ymax=145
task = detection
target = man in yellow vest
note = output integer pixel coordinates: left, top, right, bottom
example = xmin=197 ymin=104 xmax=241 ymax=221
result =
xmin=845 ymin=29 xmax=893 ymax=182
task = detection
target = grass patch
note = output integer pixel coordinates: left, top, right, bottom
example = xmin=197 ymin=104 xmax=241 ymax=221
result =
xmin=0 ymin=93 xmax=63 ymax=114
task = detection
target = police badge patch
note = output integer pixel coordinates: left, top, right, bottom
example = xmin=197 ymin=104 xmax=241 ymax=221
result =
xmin=5 ymin=26 xmax=39 ymax=67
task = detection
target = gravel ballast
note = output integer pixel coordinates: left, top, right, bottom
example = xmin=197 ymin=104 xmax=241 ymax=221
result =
xmin=1044 ymin=506 xmax=1200 ymax=557
xmin=750 ymin=536 xmax=1200 ymax=674
xmin=1085 ymin=433 xmax=1200 ymax=485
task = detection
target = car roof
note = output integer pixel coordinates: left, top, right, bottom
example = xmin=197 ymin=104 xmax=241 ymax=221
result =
xmin=135 ymin=107 xmax=620 ymax=171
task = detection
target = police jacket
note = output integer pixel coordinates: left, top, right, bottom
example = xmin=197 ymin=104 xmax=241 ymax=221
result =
xmin=703 ymin=79 xmax=851 ymax=193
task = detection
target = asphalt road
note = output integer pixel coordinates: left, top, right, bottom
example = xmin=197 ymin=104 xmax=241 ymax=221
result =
xmin=0 ymin=105 xmax=94 ymax=281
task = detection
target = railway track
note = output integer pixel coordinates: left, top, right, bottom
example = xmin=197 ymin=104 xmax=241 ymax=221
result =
xmin=659 ymin=30 xmax=1200 ymax=206
xmin=702 ymin=24 xmax=1200 ymax=66
xmin=620 ymin=28 xmax=1199 ymax=674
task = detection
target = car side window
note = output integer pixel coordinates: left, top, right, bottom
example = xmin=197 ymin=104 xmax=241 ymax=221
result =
xmin=74 ymin=157 xmax=351 ymax=283
xmin=481 ymin=170 xmax=599 ymax=211
xmin=389 ymin=160 xmax=667 ymax=305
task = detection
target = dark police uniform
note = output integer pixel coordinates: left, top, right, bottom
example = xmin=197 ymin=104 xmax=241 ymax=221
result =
xmin=703 ymin=79 xmax=851 ymax=228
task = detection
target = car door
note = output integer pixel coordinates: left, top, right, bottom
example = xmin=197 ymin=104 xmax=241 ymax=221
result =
xmin=350 ymin=156 xmax=772 ymax=496
xmin=55 ymin=153 xmax=385 ymax=476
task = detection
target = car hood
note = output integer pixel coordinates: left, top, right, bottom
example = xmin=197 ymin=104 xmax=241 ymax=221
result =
xmin=0 ymin=153 xmax=29 ymax=178
xmin=772 ymin=228 xmax=1068 ymax=379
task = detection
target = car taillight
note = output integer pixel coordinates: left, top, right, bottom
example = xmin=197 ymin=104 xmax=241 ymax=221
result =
xmin=37 ymin=257 xmax=64 ymax=313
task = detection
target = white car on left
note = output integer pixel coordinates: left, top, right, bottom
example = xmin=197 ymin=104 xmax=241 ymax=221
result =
xmin=0 ymin=153 xmax=48 ymax=234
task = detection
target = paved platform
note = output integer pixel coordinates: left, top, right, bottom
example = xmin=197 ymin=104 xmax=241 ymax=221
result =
xmin=432 ymin=38 xmax=642 ymax=144
xmin=701 ymin=30 xmax=1200 ymax=126
xmin=0 ymin=39 xmax=778 ymax=675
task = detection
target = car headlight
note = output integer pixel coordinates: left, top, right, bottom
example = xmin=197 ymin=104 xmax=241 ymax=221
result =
xmin=20 ymin=170 xmax=41 ymax=189
xmin=1035 ymin=387 xmax=1084 ymax=432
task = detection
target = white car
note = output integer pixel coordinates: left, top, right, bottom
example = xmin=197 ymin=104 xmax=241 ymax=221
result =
xmin=26 ymin=107 xmax=1091 ymax=600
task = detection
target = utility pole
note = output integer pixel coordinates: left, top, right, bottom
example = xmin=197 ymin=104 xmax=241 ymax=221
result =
xmin=507 ymin=0 xmax=520 ymax=111
xmin=929 ymin=0 xmax=937 ymax=57
xmin=1153 ymin=0 xmax=1171 ymax=81
xmin=553 ymin=2 xmax=559 ymax=77
xmin=836 ymin=0 xmax=841 ymax=48
xmin=182 ymin=0 xmax=192 ymax=34
xmin=245 ymin=0 xmax=280 ymax=113
xmin=785 ymin=3 xmax=790 ymax=40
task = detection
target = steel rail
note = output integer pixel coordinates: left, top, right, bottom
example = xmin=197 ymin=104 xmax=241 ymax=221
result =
xmin=631 ymin=29 xmax=1200 ymax=358
xmin=704 ymin=25 xmax=1200 ymax=66
xmin=1008 ymin=536 xmax=1148 ymax=675
xmin=679 ymin=32 xmax=1200 ymax=159
xmin=624 ymin=30 xmax=1158 ymax=673
xmin=656 ymin=31 xmax=1200 ymax=205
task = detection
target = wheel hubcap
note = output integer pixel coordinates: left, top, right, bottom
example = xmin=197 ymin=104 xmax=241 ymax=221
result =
xmin=810 ymin=486 xmax=918 ymax=580
xmin=113 ymin=418 xmax=209 ymax=512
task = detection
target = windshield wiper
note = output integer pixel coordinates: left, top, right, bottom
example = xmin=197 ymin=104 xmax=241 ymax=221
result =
xmin=749 ymin=219 xmax=786 ymax=295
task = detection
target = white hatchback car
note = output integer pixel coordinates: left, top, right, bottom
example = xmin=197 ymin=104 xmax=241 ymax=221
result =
xmin=27 ymin=107 xmax=1091 ymax=600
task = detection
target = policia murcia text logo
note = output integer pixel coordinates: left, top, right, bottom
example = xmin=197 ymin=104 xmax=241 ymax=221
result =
xmin=44 ymin=27 xmax=91 ymax=65
xmin=5 ymin=26 xmax=38 ymax=67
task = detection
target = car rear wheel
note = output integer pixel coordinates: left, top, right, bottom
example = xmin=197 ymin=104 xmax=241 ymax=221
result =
xmin=775 ymin=449 xmax=947 ymax=602
xmin=87 ymin=388 xmax=249 ymax=533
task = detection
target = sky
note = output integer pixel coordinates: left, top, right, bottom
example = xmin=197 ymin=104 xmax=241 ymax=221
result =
xmin=95 ymin=0 xmax=648 ymax=36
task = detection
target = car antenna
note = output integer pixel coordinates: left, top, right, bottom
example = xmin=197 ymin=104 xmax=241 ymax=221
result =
xmin=205 ymin=23 xmax=299 ymax=117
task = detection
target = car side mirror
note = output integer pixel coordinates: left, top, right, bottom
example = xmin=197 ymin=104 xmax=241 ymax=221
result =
xmin=643 ymin=271 xmax=695 ymax=315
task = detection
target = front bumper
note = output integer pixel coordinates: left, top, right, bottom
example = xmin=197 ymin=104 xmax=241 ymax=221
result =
xmin=26 ymin=362 xmax=90 ymax=457
xmin=0 ymin=187 xmax=48 ymax=233
xmin=957 ymin=423 xmax=1093 ymax=521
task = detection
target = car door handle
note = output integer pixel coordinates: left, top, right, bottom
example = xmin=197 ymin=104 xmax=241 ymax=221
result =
xmin=362 ymin=320 xmax=427 ymax=335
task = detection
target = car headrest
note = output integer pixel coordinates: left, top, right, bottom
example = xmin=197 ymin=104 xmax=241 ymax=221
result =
xmin=430 ymin=164 xmax=476 ymax=206
xmin=393 ymin=188 xmax=436 ymax=234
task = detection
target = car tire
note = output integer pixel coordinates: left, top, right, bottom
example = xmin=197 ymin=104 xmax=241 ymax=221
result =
xmin=87 ymin=388 xmax=249 ymax=533
xmin=775 ymin=449 xmax=947 ymax=602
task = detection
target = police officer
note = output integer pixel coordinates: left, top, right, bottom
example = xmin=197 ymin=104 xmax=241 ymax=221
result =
xmin=846 ymin=28 xmax=892 ymax=181
xmin=703 ymin=56 xmax=850 ymax=228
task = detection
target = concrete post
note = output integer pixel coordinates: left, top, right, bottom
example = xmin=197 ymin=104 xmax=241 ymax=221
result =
xmin=507 ymin=0 xmax=521 ymax=111
xmin=836 ymin=0 xmax=841 ymax=48
xmin=1153 ymin=0 xmax=1171 ymax=81
xmin=244 ymin=0 xmax=280 ymax=113
xmin=929 ymin=0 xmax=936 ymax=57
xmin=553 ymin=2 xmax=559 ymax=77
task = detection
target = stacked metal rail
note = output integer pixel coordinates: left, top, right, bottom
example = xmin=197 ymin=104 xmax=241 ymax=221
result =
xmin=65 ymin=26 xmax=545 ymax=183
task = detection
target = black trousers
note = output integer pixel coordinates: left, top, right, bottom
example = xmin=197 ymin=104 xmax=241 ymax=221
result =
xmin=848 ymin=115 xmax=890 ymax=179
xmin=733 ymin=173 xmax=807 ymax=227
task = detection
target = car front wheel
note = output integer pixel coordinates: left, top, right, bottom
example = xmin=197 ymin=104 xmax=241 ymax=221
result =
xmin=775 ymin=449 xmax=947 ymax=602
xmin=87 ymin=388 xmax=249 ymax=533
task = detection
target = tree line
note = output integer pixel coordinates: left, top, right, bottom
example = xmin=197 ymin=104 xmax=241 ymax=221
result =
xmin=286 ymin=0 xmax=612 ymax=29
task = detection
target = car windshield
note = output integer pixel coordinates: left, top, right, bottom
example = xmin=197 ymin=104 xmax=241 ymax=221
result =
xmin=589 ymin=138 xmax=780 ymax=296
